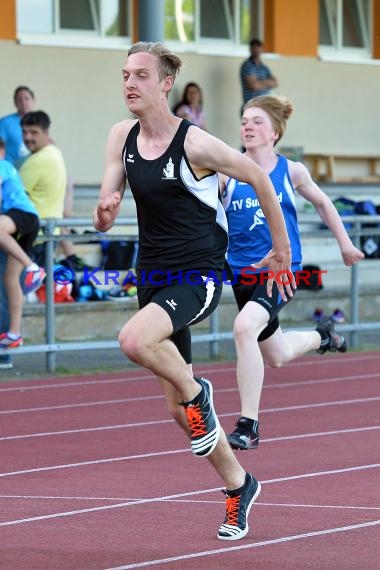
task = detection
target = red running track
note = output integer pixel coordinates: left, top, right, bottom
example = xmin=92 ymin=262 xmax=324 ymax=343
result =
xmin=0 ymin=352 xmax=379 ymax=569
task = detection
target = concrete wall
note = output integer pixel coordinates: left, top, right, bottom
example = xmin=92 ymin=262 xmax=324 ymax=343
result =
xmin=1 ymin=40 xmax=379 ymax=184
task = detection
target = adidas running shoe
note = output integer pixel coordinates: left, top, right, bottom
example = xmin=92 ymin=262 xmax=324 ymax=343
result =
xmin=316 ymin=317 xmax=347 ymax=354
xmin=218 ymin=472 xmax=261 ymax=541
xmin=227 ymin=417 xmax=260 ymax=450
xmin=182 ymin=377 xmax=220 ymax=457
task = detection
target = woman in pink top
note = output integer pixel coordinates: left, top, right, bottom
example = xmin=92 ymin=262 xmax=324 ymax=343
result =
xmin=173 ymin=82 xmax=207 ymax=130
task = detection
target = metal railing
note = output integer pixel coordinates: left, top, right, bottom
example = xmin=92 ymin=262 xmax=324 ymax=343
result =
xmin=2 ymin=214 xmax=380 ymax=372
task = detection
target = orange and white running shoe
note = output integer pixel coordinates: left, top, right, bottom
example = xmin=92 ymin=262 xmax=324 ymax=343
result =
xmin=218 ymin=473 xmax=261 ymax=540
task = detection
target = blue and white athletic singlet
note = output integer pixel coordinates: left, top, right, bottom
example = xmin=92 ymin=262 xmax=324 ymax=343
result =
xmin=223 ymin=154 xmax=302 ymax=273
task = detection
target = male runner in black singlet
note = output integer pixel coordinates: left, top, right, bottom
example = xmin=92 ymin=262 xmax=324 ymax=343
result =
xmin=94 ymin=41 xmax=294 ymax=541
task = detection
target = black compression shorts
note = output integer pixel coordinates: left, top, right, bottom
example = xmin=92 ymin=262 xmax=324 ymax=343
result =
xmin=6 ymin=208 xmax=39 ymax=256
xmin=137 ymin=277 xmax=222 ymax=363
xmin=232 ymin=272 xmax=296 ymax=342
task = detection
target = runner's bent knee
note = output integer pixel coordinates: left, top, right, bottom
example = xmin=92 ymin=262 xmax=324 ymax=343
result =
xmin=118 ymin=303 xmax=173 ymax=359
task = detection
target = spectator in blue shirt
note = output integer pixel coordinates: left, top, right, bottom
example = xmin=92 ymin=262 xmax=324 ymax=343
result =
xmin=0 ymin=86 xmax=35 ymax=168
xmin=0 ymin=139 xmax=45 ymax=351
xmin=1 ymin=88 xmax=34 ymax=368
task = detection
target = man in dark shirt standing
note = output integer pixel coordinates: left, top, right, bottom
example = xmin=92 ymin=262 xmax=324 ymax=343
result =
xmin=240 ymin=39 xmax=278 ymax=109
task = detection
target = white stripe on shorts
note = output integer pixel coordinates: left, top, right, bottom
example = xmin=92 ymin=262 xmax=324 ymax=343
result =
xmin=187 ymin=277 xmax=216 ymax=326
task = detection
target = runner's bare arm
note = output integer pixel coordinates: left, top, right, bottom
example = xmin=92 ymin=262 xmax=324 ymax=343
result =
xmin=185 ymin=127 xmax=295 ymax=298
xmin=93 ymin=120 xmax=135 ymax=232
xmin=289 ymin=161 xmax=364 ymax=266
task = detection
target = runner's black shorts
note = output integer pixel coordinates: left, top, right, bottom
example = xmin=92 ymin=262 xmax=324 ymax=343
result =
xmin=232 ymin=271 xmax=297 ymax=342
xmin=6 ymin=208 xmax=39 ymax=256
xmin=137 ymin=276 xmax=222 ymax=364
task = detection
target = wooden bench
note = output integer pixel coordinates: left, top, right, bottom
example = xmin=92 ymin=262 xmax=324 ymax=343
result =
xmin=303 ymin=153 xmax=380 ymax=183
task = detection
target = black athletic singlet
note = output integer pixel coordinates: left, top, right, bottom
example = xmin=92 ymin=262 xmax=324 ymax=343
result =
xmin=122 ymin=120 xmax=228 ymax=281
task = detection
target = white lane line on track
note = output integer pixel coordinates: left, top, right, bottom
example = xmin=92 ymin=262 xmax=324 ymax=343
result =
xmin=0 ymin=394 xmax=164 ymax=415
xmin=1 ymin=372 xmax=379 ymax=415
xmin=0 ymin=374 xmax=154 ymax=392
xmin=1 ymin=429 xmax=379 ymax=478
xmin=0 ymin=395 xmax=165 ymax=415
xmin=105 ymin=519 xmax=380 ymax=570
xmin=1 ymin=398 xmax=379 ymax=441
xmin=0 ymin=494 xmax=138 ymax=501
xmin=0 ymin=449 xmax=188 ymax=478
xmin=157 ymin=499 xmax=380 ymax=511
xmin=1 ymin=496 xmax=379 ymax=512
xmin=0 ymin=463 xmax=379 ymax=527
xmin=254 ymin=502 xmax=380 ymax=511
xmin=0 ymin=353 xmax=378 ymax=393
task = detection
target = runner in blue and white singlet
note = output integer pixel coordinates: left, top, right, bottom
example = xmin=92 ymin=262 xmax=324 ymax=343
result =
xmin=220 ymin=95 xmax=363 ymax=453
xmin=224 ymin=154 xmax=302 ymax=277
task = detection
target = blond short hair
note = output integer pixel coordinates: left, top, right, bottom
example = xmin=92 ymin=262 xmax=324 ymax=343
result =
xmin=128 ymin=42 xmax=182 ymax=82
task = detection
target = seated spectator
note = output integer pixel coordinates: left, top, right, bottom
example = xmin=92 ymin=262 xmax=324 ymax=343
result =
xmin=173 ymin=82 xmax=207 ymax=130
xmin=0 ymin=139 xmax=45 ymax=349
xmin=18 ymin=110 xmax=87 ymax=271
xmin=19 ymin=111 xmax=67 ymax=266
xmin=0 ymin=87 xmax=86 ymax=270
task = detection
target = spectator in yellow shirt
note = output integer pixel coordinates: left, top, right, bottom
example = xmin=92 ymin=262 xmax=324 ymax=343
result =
xmin=19 ymin=111 xmax=67 ymax=265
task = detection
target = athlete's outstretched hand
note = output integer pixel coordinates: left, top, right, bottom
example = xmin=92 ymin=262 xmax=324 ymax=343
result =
xmin=94 ymin=191 xmax=122 ymax=232
xmin=252 ymin=248 xmax=296 ymax=301
xmin=341 ymin=244 xmax=365 ymax=266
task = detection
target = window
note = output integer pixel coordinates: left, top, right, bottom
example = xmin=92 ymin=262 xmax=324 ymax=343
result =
xmin=17 ymin=0 xmax=54 ymax=34
xmin=164 ymin=0 xmax=261 ymax=46
xmin=17 ymin=0 xmax=130 ymax=44
xmin=57 ymin=0 xmax=129 ymax=36
xmin=342 ymin=0 xmax=369 ymax=48
xmin=319 ymin=0 xmax=370 ymax=57
xmin=240 ymin=0 xmax=262 ymax=45
xmin=17 ymin=0 xmax=262 ymax=53
xmin=200 ymin=0 xmax=234 ymax=40
xmin=165 ymin=0 xmax=195 ymax=42
xmin=59 ymin=0 xmax=98 ymax=31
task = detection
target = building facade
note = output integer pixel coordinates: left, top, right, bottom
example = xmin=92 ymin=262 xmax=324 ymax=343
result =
xmin=1 ymin=0 xmax=379 ymax=183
